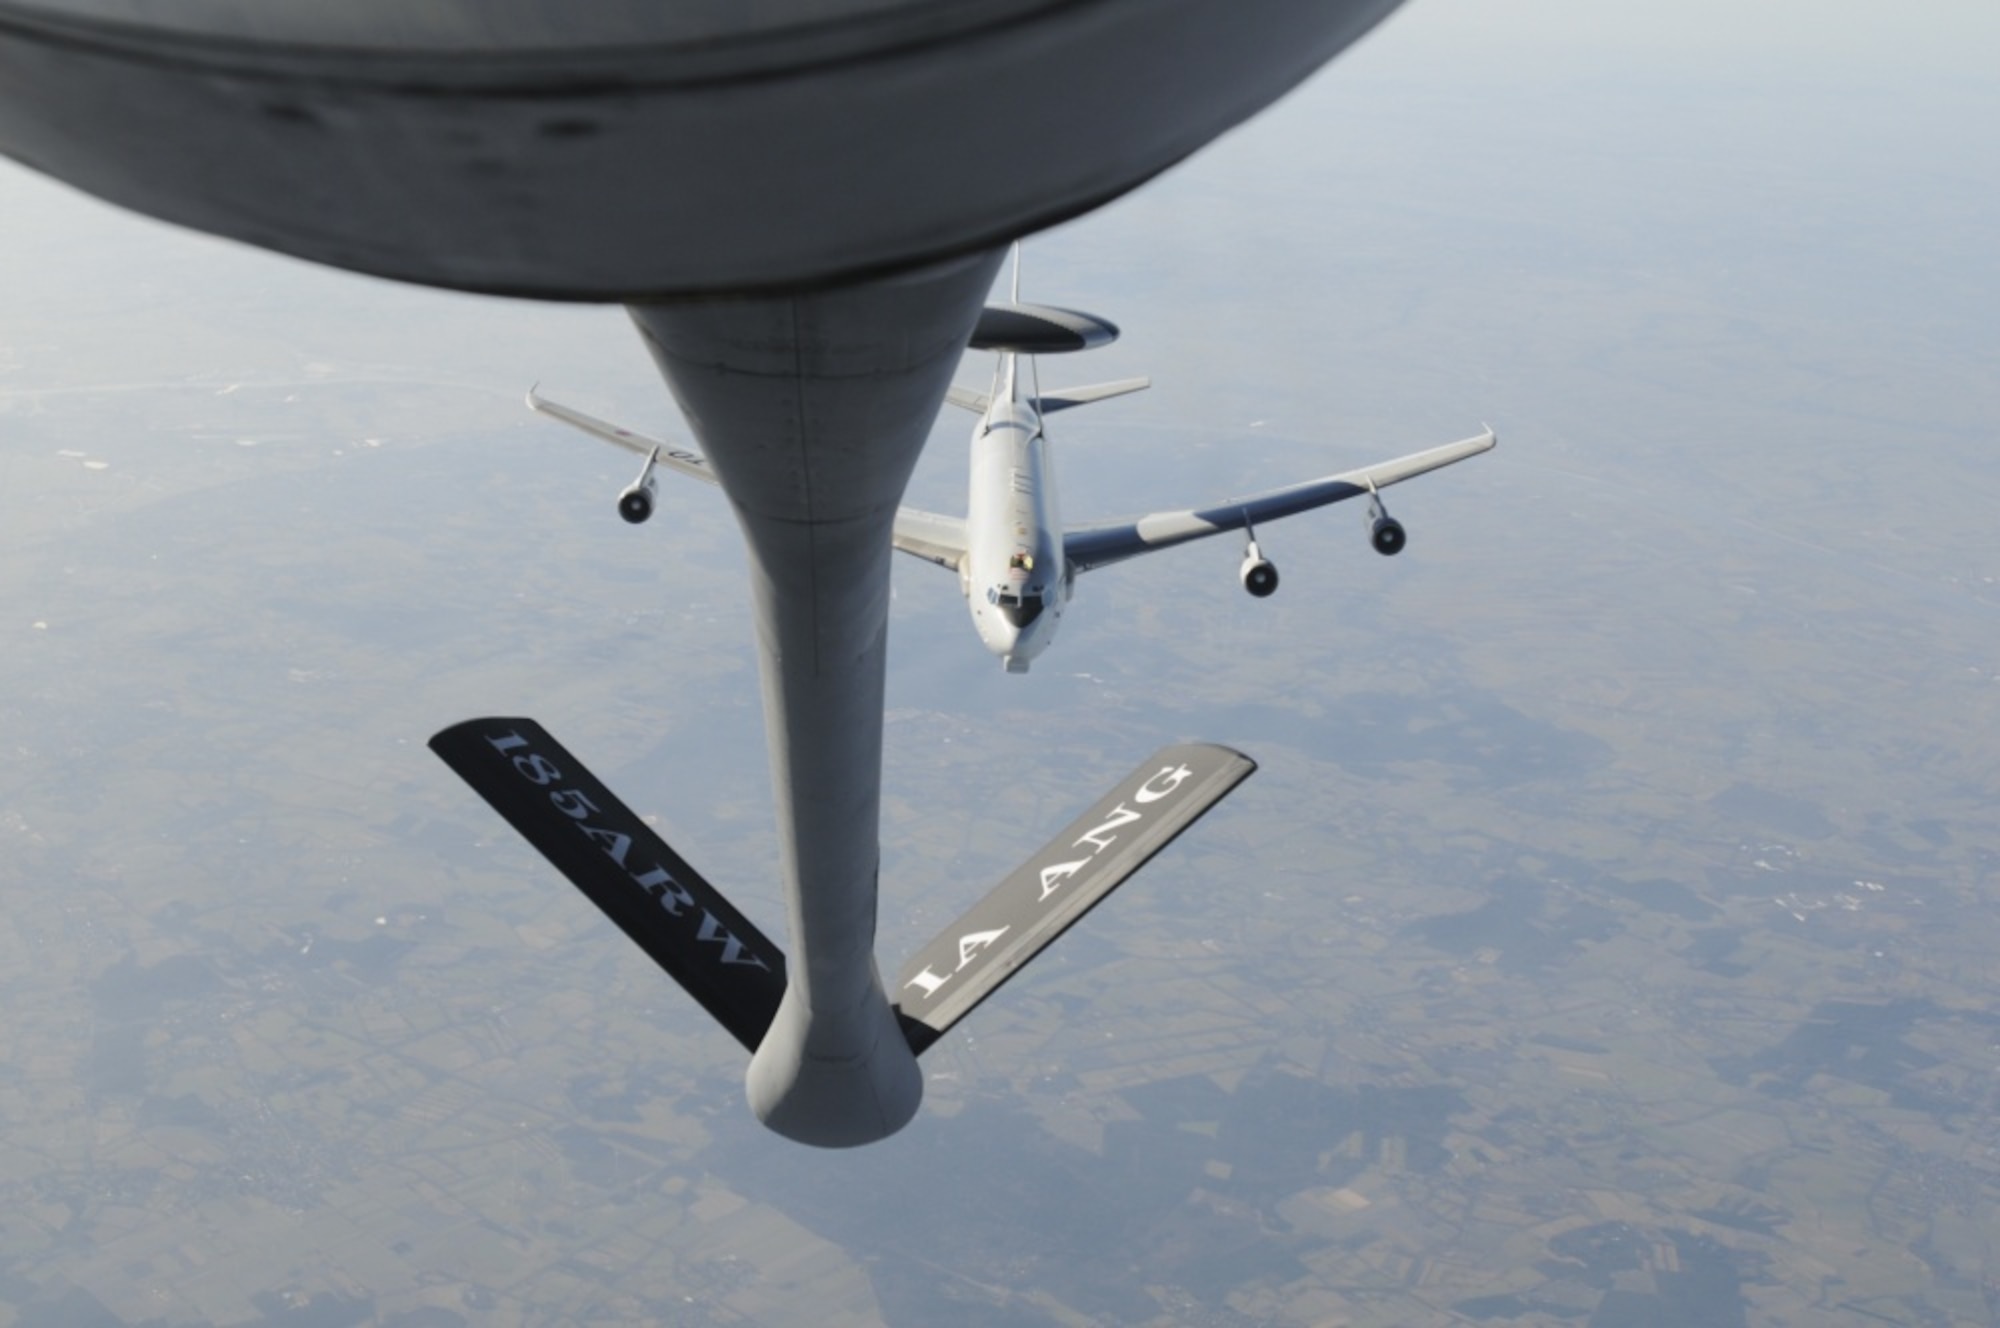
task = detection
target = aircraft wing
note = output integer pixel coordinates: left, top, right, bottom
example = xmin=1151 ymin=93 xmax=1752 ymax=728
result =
xmin=1064 ymin=427 xmax=1495 ymax=573
xmin=892 ymin=507 xmax=968 ymax=570
xmin=526 ymin=388 xmax=717 ymax=486
xmin=530 ymin=386 xmax=964 ymax=566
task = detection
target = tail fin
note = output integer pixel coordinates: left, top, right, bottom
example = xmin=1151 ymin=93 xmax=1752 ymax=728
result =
xmin=429 ymin=718 xmax=787 ymax=1051
xmin=894 ymin=743 xmax=1255 ymax=1053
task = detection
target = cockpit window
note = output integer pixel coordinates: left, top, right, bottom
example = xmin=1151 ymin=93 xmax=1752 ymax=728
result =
xmin=995 ymin=589 xmax=1044 ymax=629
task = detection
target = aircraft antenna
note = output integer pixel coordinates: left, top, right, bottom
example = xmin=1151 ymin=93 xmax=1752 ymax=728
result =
xmin=1010 ymin=240 xmax=1022 ymax=303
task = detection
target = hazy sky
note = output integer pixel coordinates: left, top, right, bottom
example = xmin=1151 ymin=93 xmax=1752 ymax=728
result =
xmin=2 ymin=2 xmax=1999 ymax=1325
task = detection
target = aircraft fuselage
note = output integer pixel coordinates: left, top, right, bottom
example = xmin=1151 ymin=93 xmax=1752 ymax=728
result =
xmin=964 ymin=370 xmax=1067 ymax=673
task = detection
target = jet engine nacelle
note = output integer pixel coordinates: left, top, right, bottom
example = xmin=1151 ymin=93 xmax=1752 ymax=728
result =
xmin=618 ymin=476 xmax=657 ymax=524
xmin=1367 ymin=494 xmax=1405 ymax=556
xmin=618 ymin=450 xmax=661 ymax=524
xmin=1240 ymin=541 xmax=1279 ymax=598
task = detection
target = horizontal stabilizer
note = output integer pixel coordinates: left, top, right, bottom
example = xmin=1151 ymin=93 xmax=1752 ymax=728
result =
xmin=894 ymin=743 xmax=1256 ymax=1053
xmin=1037 ymin=376 xmax=1150 ymax=414
xmin=944 ymin=384 xmax=992 ymax=415
xmin=430 ymin=717 xmax=787 ymax=1052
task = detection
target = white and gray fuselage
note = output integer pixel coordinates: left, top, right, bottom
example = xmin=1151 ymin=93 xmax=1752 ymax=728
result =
xmin=964 ymin=360 xmax=1067 ymax=673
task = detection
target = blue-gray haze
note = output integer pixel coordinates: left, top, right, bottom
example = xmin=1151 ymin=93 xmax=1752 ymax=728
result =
xmin=1 ymin=0 xmax=1996 ymax=1323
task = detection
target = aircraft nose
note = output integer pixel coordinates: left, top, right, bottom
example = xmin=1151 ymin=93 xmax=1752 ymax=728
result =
xmin=980 ymin=623 xmax=1017 ymax=665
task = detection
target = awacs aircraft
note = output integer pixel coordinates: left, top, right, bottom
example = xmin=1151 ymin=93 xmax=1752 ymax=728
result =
xmin=529 ymin=298 xmax=1494 ymax=674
